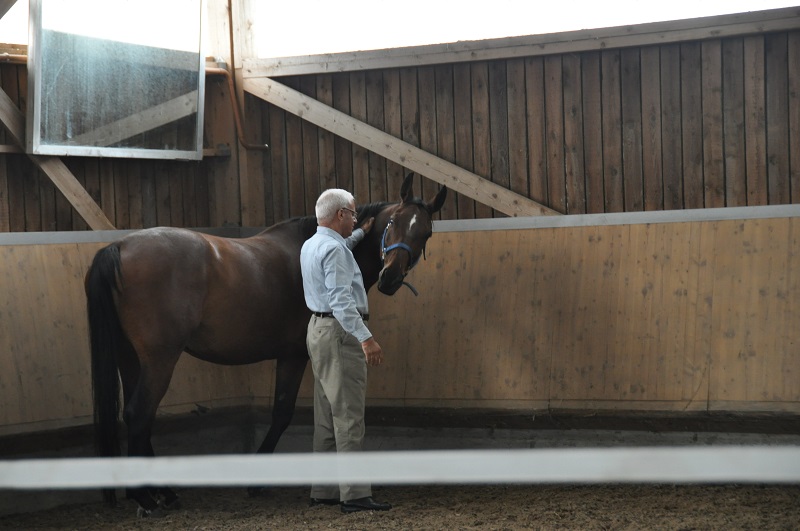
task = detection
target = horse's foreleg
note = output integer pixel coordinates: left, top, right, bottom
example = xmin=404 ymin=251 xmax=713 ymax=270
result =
xmin=122 ymin=354 xmax=181 ymax=516
xmin=248 ymin=354 xmax=308 ymax=497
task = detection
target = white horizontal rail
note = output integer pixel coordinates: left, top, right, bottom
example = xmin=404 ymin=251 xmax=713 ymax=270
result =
xmin=2 ymin=447 xmax=799 ymax=490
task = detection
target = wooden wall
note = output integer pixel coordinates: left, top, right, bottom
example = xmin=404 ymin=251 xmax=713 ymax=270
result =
xmin=260 ymin=30 xmax=800 ymax=221
xmin=2 ymin=210 xmax=798 ymax=436
xmin=0 ymin=63 xmax=241 ymax=231
xmin=364 ymin=213 xmax=800 ymax=413
xmin=2 ymin=26 xmax=800 ymax=232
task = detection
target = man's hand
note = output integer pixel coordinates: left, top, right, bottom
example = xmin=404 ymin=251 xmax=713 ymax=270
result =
xmin=361 ymin=336 xmax=383 ymax=366
xmin=360 ymin=217 xmax=375 ymax=235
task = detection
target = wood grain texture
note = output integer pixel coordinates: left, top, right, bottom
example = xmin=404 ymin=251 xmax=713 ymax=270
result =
xmin=4 ymin=215 xmax=799 ymax=435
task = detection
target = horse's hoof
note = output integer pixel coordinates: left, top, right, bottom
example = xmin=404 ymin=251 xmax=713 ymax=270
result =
xmin=247 ymin=486 xmax=270 ymax=498
xmin=136 ymin=506 xmax=166 ymax=519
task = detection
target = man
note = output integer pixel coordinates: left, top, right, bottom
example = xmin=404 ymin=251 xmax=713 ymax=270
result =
xmin=300 ymin=188 xmax=392 ymax=513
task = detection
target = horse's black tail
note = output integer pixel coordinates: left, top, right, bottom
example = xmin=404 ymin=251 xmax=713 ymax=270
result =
xmin=85 ymin=243 xmax=124 ymax=506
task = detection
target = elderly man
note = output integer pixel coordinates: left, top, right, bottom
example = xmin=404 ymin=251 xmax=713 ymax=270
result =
xmin=300 ymin=188 xmax=391 ymax=513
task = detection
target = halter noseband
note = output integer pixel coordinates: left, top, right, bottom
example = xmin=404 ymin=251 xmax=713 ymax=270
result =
xmin=380 ymin=219 xmax=421 ymax=270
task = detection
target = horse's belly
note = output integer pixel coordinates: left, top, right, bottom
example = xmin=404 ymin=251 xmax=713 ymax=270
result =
xmin=185 ymin=319 xmax=307 ymax=365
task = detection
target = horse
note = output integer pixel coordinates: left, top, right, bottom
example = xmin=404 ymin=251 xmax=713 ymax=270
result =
xmin=85 ymin=173 xmax=447 ymax=516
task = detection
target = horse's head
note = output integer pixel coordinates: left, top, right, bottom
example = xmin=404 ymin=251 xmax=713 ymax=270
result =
xmin=375 ymin=173 xmax=447 ymax=295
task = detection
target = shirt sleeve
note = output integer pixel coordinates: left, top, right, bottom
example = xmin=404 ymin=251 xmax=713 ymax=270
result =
xmin=345 ymin=228 xmax=365 ymax=250
xmin=321 ymin=244 xmax=372 ymax=342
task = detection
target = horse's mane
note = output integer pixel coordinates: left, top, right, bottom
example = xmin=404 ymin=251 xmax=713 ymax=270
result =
xmin=356 ymin=201 xmax=391 ymax=225
xmin=259 ymin=200 xmax=411 ymax=237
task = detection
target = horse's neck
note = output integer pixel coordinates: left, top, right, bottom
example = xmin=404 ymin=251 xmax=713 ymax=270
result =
xmin=355 ymin=216 xmax=389 ymax=292
xmin=258 ymin=216 xmax=317 ymax=241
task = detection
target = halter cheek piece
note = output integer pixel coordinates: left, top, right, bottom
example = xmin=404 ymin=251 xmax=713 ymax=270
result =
xmin=380 ymin=218 xmax=425 ymax=295
xmin=380 ymin=219 xmax=424 ymax=270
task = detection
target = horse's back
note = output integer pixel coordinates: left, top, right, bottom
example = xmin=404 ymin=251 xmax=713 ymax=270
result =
xmin=110 ymin=225 xmax=312 ymax=364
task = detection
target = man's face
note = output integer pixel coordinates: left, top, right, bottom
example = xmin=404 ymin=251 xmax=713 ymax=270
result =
xmin=335 ymin=202 xmax=357 ymax=238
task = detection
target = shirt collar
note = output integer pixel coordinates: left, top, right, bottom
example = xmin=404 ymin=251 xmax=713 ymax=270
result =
xmin=317 ymin=225 xmax=346 ymax=244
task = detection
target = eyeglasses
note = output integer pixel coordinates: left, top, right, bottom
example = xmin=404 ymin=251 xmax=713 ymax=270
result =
xmin=339 ymin=207 xmax=358 ymax=220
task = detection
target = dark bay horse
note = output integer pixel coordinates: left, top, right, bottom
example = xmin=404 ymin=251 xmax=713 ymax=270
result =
xmin=85 ymin=174 xmax=446 ymax=515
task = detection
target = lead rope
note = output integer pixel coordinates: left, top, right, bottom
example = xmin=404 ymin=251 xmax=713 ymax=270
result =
xmin=381 ymin=220 xmax=421 ymax=296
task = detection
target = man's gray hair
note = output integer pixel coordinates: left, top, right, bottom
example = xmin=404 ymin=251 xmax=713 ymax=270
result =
xmin=316 ymin=189 xmax=355 ymax=222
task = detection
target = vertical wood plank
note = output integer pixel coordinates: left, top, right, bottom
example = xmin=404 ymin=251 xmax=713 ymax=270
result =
xmin=268 ymin=104 xmax=289 ymax=222
xmin=621 ymin=48 xmax=644 ymax=212
xmin=154 ymin=161 xmax=170 ymax=227
xmin=471 ymin=62 xmax=492 ymax=218
xmin=23 ymin=165 xmax=42 ymax=232
xmin=640 ymin=46 xmax=664 ymax=211
xmin=242 ymin=92 xmax=267 ymax=226
xmin=581 ymin=52 xmax=604 ymax=214
xmin=681 ymin=42 xmax=704 ymax=209
xmin=399 ymin=67 xmax=419 ymax=203
xmin=114 ymin=161 xmax=130 ymax=229
xmin=204 ymin=74 xmax=241 ymax=227
xmin=562 ymin=53 xmax=586 ymax=214
xmin=525 ymin=57 xmax=548 ymax=209
xmin=383 ymin=70 xmax=405 ymax=202
xmin=702 ymin=40 xmax=725 ymax=208
xmin=544 ymin=55 xmax=565 ymax=213
xmin=126 ymin=160 xmax=143 ymax=229
xmin=316 ymin=75 xmax=337 ymax=194
xmin=180 ymin=162 xmax=197 ymax=228
xmin=40 ymin=168 xmax=57 ymax=231
xmin=434 ymin=64 xmax=457 ymax=219
xmin=300 ymin=76 xmax=321 ymax=214
xmin=488 ymin=61 xmax=510 ymax=210
xmin=601 ymin=50 xmax=623 ymax=212
xmin=0 ymin=154 xmax=8 ymax=232
xmin=453 ymin=63 xmax=476 ymax=219
xmin=332 ymin=73 xmax=353 ymax=194
xmin=743 ymin=35 xmax=767 ymax=206
xmin=418 ymin=66 xmax=437 ymax=202
xmin=284 ymin=78 xmax=305 ymax=217
xmin=140 ymin=161 xmax=157 ymax=228
xmin=765 ymin=33 xmax=790 ymax=205
xmin=350 ymin=71 xmax=370 ymax=203
xmin=0 ymin=66 xmax=20 ymax=231
xmin=723 ymin=38 xmax=747 ymax=207
xmin=168 ymin=162 xmax=185 ymax=227
xmin=99 ymin=159 xmax=116 ymax=226
xmin=661 ymin=44 xmax=683 ymax=209
xmin=790 ymin=32 xmax=800 ymax=203
xmin=508 ymin=59 xmax=530 ymax=201
xmin=366 ymin=69 xmax=387 ymax=203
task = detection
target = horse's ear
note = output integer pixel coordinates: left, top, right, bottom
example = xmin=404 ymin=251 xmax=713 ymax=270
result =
xmin=428 ymin=186 xmax=448 ymax=214
xmin=400 ymin=173 xmax=414 ymax=203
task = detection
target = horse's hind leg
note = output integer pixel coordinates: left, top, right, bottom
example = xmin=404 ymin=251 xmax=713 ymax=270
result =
xmin=121 ymin=349 xmax=182 ymax=516
xmin=248 ymin=353 xmax=308 ymax=497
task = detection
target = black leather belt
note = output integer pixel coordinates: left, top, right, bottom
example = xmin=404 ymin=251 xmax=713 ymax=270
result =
xmin=312 ymin=311 xmax=369 ymax=322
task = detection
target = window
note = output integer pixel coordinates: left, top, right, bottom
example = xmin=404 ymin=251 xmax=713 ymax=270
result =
xmin=26 ymin=0 xmax=204 ymax=160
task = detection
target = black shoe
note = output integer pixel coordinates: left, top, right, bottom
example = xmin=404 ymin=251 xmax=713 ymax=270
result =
xmin=341 ymin=496 xmax=392 ymax=513
xmin=309 ymin=497 xmax=340 ymax=507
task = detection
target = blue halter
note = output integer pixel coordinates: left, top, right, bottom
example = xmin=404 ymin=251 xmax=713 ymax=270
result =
xmin=380 ymin=219 xmax=421 ymax=270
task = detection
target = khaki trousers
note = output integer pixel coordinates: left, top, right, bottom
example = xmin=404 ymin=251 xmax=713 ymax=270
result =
xmin=306 ymin=315 xmax=371 ymax=501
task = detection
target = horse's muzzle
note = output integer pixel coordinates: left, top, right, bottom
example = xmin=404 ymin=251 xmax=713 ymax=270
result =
xmin=377 ymin=267 xmax=404 ymax=295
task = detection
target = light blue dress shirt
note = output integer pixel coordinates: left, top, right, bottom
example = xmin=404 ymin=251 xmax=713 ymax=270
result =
xmin=300 ymin=227 xmax=371 ymax=343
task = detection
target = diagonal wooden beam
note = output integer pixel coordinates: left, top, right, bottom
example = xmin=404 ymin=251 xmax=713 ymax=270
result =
xmin=244 ymin=77 xmax=559 ymax=217
xmin=0 ymin=87 xmax=115 ymax=230
xmin=67 ymin=90 xmax=198 ymax=147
